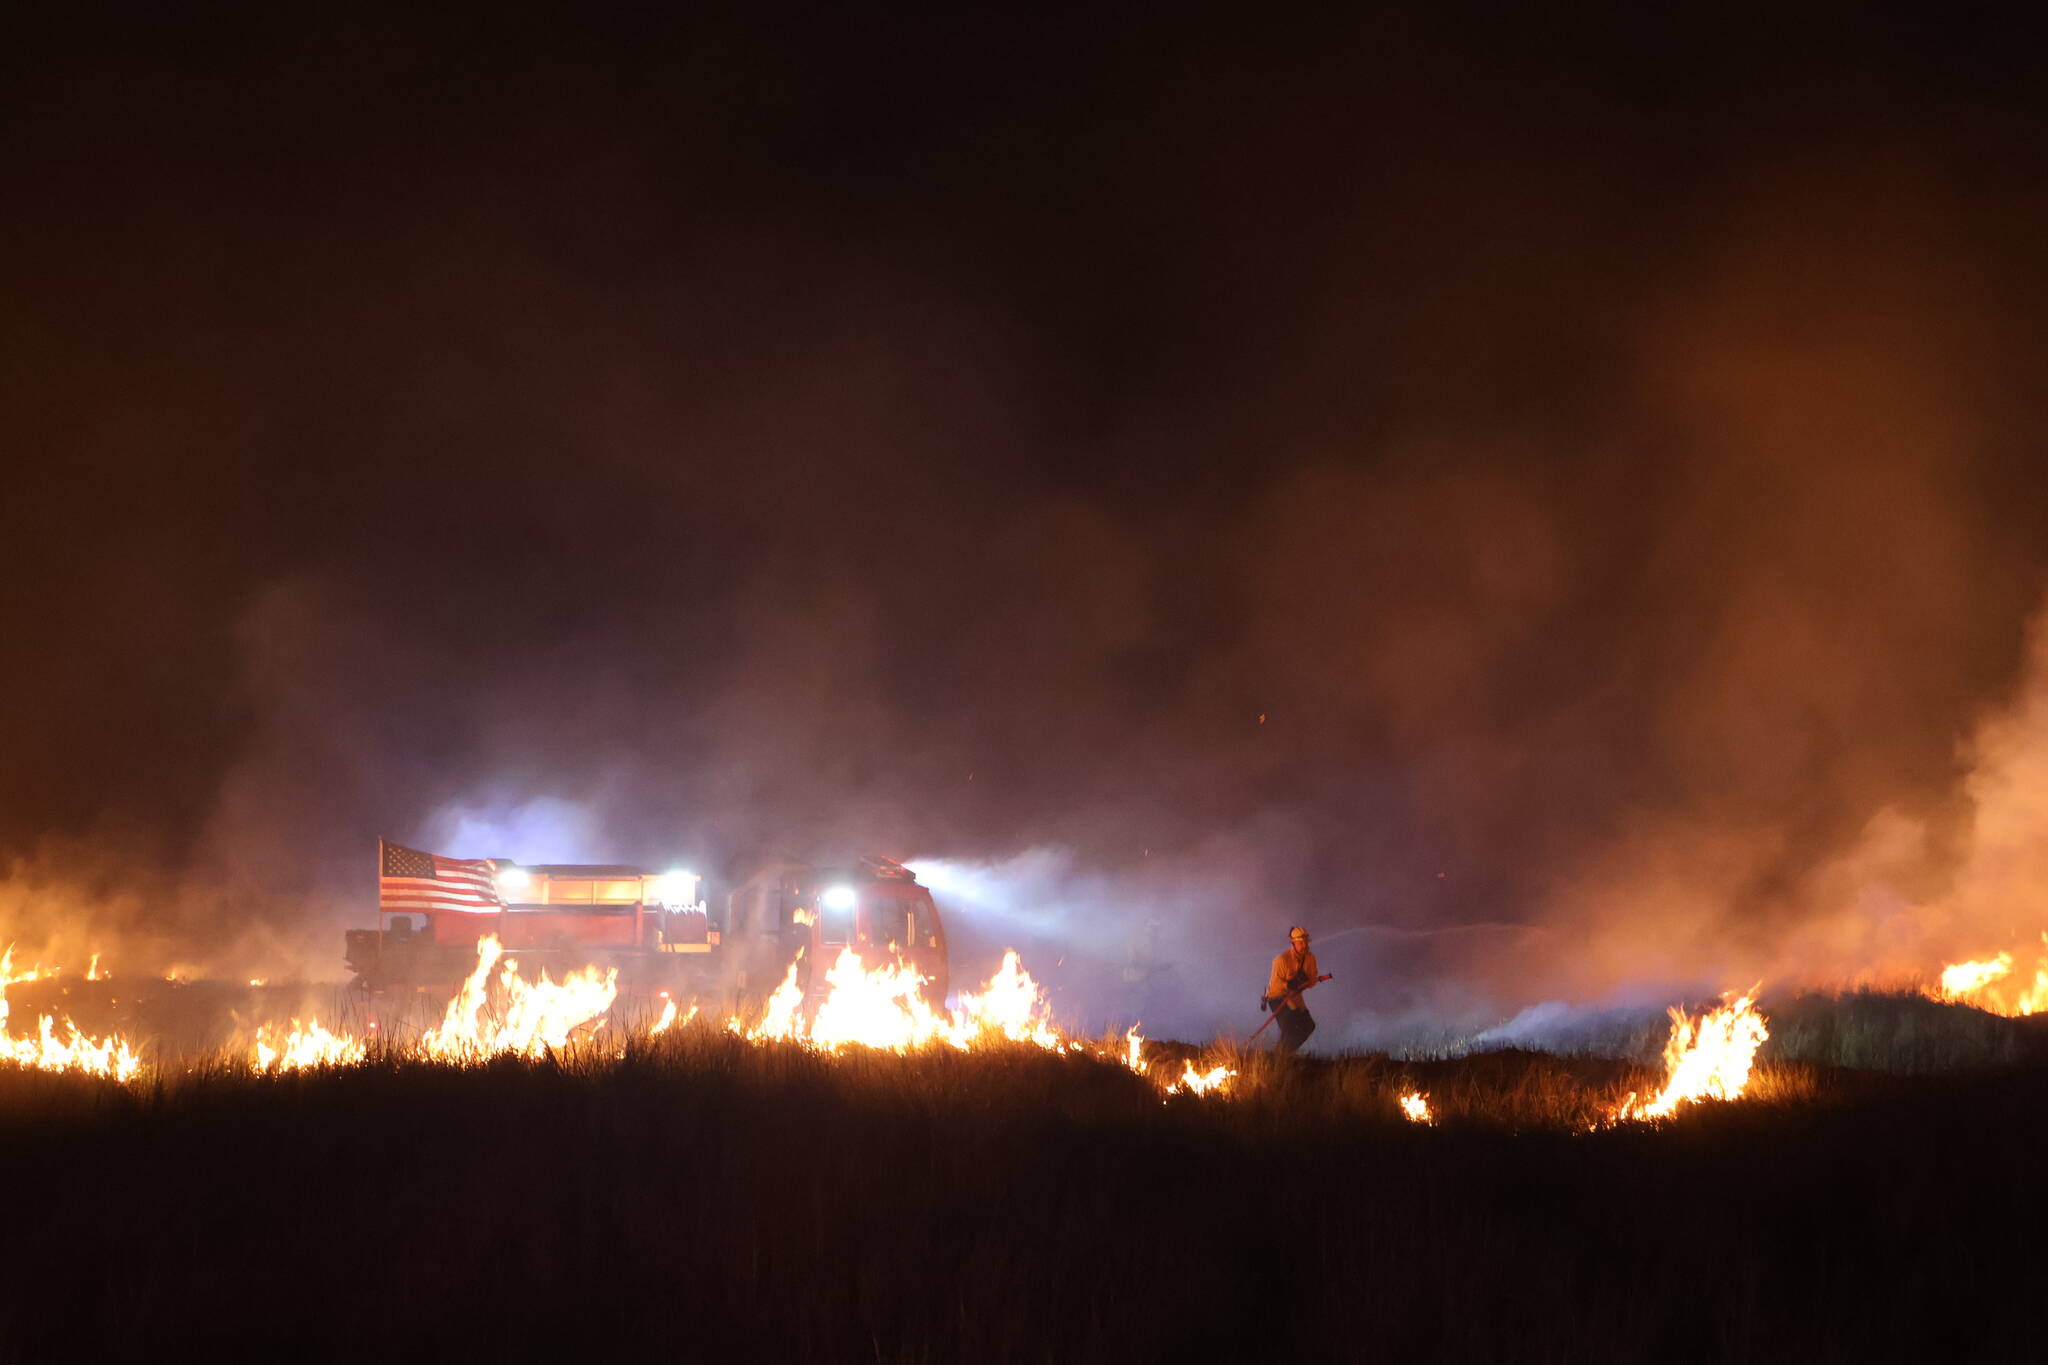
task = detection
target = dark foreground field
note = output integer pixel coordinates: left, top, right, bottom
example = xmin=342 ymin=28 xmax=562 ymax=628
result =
xmin=1 ymin=1027 xmax=2044 ymax=1364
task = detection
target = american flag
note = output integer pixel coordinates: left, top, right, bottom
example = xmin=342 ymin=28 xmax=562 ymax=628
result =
xmin=379 ymin=839 xmax=503 ymax=916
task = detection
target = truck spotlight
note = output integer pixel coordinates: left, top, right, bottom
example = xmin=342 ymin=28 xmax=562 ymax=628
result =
xmin=652 ymin=870 xmax=697 ymax=905
xmin=495 ymin=866 xmax=530 ymax=895
xmin=822 ymin=885 xmax=857 ymax=911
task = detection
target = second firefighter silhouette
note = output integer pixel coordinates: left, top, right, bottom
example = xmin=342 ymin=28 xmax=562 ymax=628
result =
xmin=1263 ymin=926 xmax=1324 ymax=1055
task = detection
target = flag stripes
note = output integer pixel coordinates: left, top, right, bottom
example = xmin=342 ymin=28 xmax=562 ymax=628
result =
xmin=379 ymin=839 xmax=503 ymax=916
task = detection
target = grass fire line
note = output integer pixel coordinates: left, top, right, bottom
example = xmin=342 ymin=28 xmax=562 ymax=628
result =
xmin=0 ymin=934 xmax=1244 ymax=1099
xmin=0 ymin=931 xmax=1806 ymax=1126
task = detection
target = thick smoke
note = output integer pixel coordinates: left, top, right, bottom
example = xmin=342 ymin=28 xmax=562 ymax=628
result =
xmin=1 ymin=10 xmax=2043 ymax=1033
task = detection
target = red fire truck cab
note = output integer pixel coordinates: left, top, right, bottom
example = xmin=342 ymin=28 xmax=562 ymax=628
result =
xmin=722 ymin=855 xmax=949 ymax=1008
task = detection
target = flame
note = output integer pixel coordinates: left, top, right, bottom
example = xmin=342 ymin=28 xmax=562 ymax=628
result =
xmin=255 ymin=1018 xmax=365 ymax=1070
xmin=792 ymin=905 xmax=817 ymax=927
xmin=1109 ymin=1024 xmax=1230 ymax=1097
xmin=85 ymin=953 xmax=103 ymax=981
xmin=806 ymin=949 xmax=949 ymax=1052
xmin=2019 ymin=962 xmax=2048 ymax=1016
xmin=732 ymin=945 xmax=1159 ymax=1069
xmin=719 ymin=947 xmax=1239 ymax=1096
xmin=733 ymin=947 xmax=991 ymax=1054
xmin=1 ymin=946 xmax=144 ymax=1081
xmin=1165 ymin=1060 xmax=1233 ymax=1096
xmin=3 ymin=1015 xmax=144 ymax=1081
xmin=951 ymin=949 xmax=1061 ymax=1050
xmin=1940 ymin=953 xmax=2013 ymax=997
xmin=418 ymin=935 xmax=618 ymax=1061
xmin=0 ymin=934 xmax=1238 ymax=1096
xmin=1934 ymin=937 xmax=2048 ymax=1016
xmin=1399 ymin=1091 xmax=1432 ymax=1124
xmin=242 ymin=937 xmax=635 ymax=1073
xmin=650 ymin=998 xmax=697 ymax=1035
xmin=738 ymin=960 xmax=812 ymax=1043
xmin=1612 ymin=993 xmax=1769 ymax=1122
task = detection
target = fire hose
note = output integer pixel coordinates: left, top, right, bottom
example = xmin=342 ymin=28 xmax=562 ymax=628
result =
xmin=1248 ymin=974 xmax=1332 ymax=1043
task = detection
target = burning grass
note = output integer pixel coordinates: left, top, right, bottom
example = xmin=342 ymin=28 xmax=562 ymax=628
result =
xmin=11 ymin=933 xmax=2042 ymax=1125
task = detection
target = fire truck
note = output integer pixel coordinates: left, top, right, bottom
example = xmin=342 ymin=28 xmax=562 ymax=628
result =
xmin=723 ymin=855 xmax=949 ymax=1007
xmin=344 ymin=853 xmax=948 ymax=1007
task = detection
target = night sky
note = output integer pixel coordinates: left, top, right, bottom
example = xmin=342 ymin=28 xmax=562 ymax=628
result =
xmin=3 ymin=6 xmax=2044 ymax=1030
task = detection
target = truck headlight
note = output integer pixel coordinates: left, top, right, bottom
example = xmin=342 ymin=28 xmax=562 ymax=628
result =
xmin=822 ymin=885 xmax=857 ymax=911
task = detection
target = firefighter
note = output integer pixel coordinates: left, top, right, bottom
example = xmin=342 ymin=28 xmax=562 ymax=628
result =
xmin=1264 ymin=925 xmax=1320 ymax=1055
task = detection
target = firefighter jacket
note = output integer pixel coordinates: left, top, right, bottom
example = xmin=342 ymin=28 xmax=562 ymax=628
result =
xmin=1267 ymin=947 xmax=1319 ymax=1011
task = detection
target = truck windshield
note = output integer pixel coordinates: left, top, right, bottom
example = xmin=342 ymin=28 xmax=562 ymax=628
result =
xmin=864 ymin=896 xmax=910 ymax=948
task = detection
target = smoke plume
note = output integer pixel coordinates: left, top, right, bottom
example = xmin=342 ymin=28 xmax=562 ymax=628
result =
xmin=1 ymin=9 xmax=2042 ymax=1035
